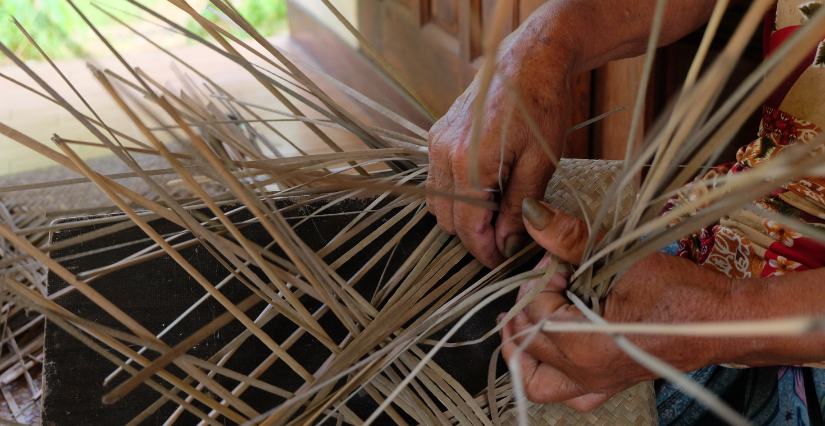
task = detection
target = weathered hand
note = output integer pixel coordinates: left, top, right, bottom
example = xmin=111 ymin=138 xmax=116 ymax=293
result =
xmin=500 ymin=199 xmax=732 ymax=411
xmin=426 ymin=28 xmax=574 ymax=268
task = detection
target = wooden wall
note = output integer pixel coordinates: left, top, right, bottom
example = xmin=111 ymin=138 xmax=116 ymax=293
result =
xmin=288 ymin=0 xmax=763 ymax=162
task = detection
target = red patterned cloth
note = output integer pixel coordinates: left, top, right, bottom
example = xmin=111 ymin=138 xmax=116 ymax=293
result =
xmin=663 ymin=106 xmax=825 ymax=368
xmin=670 ymin=106 xmax=825 ymax=276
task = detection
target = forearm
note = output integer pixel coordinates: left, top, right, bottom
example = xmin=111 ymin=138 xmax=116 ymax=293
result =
xmin=509 ymin=0 xmax=729 ymax=76
xmin=719 ymin=268 xmax=825 ymax=366
xmin=489 ymin=0 xmax=729 ymax=162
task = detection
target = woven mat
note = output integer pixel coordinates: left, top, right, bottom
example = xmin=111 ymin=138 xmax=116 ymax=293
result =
xmin=0 ymin=149 xmax=220 ymax=218
xmin=500 ymin=381 xmax=658 ymax=426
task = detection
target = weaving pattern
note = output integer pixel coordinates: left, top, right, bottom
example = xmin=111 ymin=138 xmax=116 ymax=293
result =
xmin=499 ymin=381 xmax=658 ymax=426
xmin=544 ymin=159 xmax=636 ymax=233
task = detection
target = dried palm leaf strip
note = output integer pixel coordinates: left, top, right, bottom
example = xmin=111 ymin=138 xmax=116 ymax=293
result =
xmin=354 ymin=267 xmax=550 ymax=426
xmin=344 ymin=209 xmax=432 ymax=289
xmin=4 ymin=280 xmax=226 ymax=426
xmin=125 ymin=67 xmax=264 ymax=161
xmin=55 ymin=140 xmax=316 ymax=396
xmin=466 ymin=0 xmax=518 ymax=190
xmin=578 ymin=133 xmax=825 ymax=286
xmin=0 ymin=43 xmax=353 ymax=349
xmin=380 ymin=361 xmax=442 ymax=425
xmin=579 ymin=0 xmax=772 ymax=272
xmin=667 ymin=7 xmax=825 ymax=194
xmin=0 ymin=71 xmax=153 ymax=150
xmin=98 ymin=73 xmax=338 ymax=350
xmin=266 ymin=48 xmax=429 ymax=139
xmin=134 ymin=300 xmax=328 ymax=425
xmin=103 ymin=247 xmax=279 ymax=385
xmin=373 ymin=228 xmax=448 ymax=306
xmin=92 ymin=3 xmax=312 ymax=157
xmin=209 ymin=0 xmax=406 ymax=159
xmin=162 ymin=0 xmax=377 ymax=172
xmin=161 ymin=98 xmax=371 ymax=335
xmin=4 ymin=275 xmax=250 ymax=423
xmin=627 ymin=0 xmax=794 ymax=236
xmin=276 ymin=241 xmax=480 ymax=424
xmin=214 ymin=95 xmax=427 ymax=147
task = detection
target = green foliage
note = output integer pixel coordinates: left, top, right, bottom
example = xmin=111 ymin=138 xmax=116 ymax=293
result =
xmin=186 ymin=0 xmax=289 ymax=46
xmin=0 ymin=0 xmax=99 ymax=61
xmin=0 ymin=0 xmax=287 ymax=62
xmin=236 ymin=0 xmax=288 ymax=36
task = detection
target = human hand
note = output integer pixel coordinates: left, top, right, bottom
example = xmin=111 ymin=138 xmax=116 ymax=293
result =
xmin=500 ymin=199 xmax=732 ymax=411
xmin=425 ymin=24 xmax=575 ymax=268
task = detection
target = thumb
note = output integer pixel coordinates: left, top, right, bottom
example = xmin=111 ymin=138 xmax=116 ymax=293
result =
xmin=495 ymin=155 xmax=554 ymax=258
xmin=521 ymin=199 xmax=604 ymax=265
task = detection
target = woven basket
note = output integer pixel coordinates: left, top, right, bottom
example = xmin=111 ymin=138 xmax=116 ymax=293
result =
xmin=499 ymin=158 xmax=657 ymax=426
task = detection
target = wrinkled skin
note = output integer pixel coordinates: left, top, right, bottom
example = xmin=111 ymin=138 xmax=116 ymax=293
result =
xmin=425 ymin=0 xmax=727 ymax=267
xmin=500 ymin=202 xmax=825 ymax=412
xmin=426 ymin=0 xmax=825 ymax=412
xmin=426 ymin=25 xmax=575 ymax=268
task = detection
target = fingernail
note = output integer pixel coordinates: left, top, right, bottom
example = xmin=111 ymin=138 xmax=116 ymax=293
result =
xmin=522 ymin=198 xmax=554 ymax=231
xmin=503 ymin=233 xmax=527 ymax=258
xmin=496 ymin=313 xmax=506 ymax=325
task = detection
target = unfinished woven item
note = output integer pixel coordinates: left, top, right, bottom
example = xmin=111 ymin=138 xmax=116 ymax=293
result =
xmin=544 ymin=159 xmax=636 ymax=234
xmin=496 ymin=158 xmax=656 ymax=426
xmin=499 ymin=381 xmax=657 ymax=426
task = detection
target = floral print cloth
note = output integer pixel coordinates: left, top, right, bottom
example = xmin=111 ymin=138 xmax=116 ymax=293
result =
xmin=667 ymin=106 xmax=825 ymax=301
xmin=656 ymin=111 xmax=825 ymax=425
xmin=656 ymin=2 xmax=825 ymax=424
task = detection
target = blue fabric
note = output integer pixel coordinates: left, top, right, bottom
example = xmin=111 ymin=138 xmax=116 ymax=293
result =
xmin=659 ymin=240 xmax=680 ymax=256
xmin=656 ymin=366 xmax=823 ymax=426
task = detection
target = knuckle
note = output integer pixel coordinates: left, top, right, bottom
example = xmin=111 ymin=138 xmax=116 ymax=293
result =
xmin=524 ymin=383 xmax=550 ymax=404
xmin=511 ymin=311 xmax=533 ymax=329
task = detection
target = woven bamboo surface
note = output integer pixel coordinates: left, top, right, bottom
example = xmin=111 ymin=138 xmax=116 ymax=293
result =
xmin=0 ymin=149 xmax=221 ymax=218
xmin=499 ymin=381 xmax=658 ymax=426
xmin=544 ymin=159 xmax=636 ymax=234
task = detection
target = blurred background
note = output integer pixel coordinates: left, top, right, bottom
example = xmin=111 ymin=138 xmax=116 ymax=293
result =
xmin=0 ymin=0 xmax=296 ymax=176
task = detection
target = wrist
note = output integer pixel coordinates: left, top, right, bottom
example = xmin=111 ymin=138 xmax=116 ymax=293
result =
xmin=500 ymin=5 xmax=578 ymax=81
xmin=712 ymin=270 xmax=825 ymax=366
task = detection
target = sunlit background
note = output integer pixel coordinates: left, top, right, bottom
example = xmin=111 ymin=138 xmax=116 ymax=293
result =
xmin=0 ymin=0 xmax=288 ymax=64
xmin=0 ymin=0 xmax=291 ymax=176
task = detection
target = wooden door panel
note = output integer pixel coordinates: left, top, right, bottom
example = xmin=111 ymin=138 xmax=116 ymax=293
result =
xmin=482 ymin=0 xmax=517 ymax=35
xmin=359 ymin=0 xmax=595 ymax=158
xmin=592 ymin=56 xmax=649 ymax=160
xmin=430 ymin=0 xmax=460 ymax=35
xmin=518 ymin=0 xmax=546 ymax=21
xmin=360 ymin=0 xmax=474 ymax=115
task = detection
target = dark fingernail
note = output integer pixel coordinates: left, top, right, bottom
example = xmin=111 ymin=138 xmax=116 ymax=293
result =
xmin=522 ymin=198 xmax=554 ymax=231
xmin=503 ymin=233 xmax=528 ymax=258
